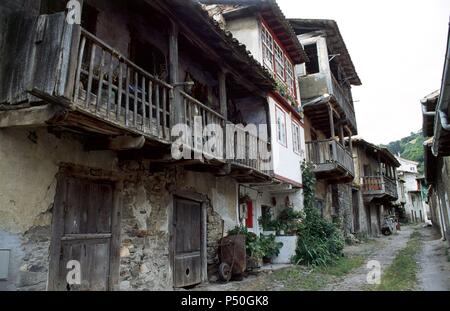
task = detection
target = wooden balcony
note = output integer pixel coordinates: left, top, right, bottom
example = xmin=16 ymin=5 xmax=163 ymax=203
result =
xmin=299 ymin=73 xmax=357 ymax=135
xmin=0 ymin=12 xmax=273 ymax=181
xmin=226 ymin=126 xmax=273 ymax=183
xmin=73 ymin=29 xmax=173 ymax=143
xmin=362 ymin=176 xmax=398 ymax=202
xmin=306 ymin=139 xmax=354 ymax=183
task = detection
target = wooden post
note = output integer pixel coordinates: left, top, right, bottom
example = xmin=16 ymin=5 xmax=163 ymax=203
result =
xmin=339 ymin=124 xmax=345 ymax=146
xmin=169 ymin=20 xmax=181 ymax=125
xmin=328 ymin=103 xmax=336 ymax=138
xmin=219 ymin=69 xmax=227 ymax=118
xmin=346 ymin=126 xmax=353 ymax=153
xmin=328 ymin=103 xmax=337 ymax=160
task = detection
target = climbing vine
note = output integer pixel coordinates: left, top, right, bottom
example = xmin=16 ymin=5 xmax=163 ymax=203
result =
xmin=293 ymin=162 xmax=345 ymax=266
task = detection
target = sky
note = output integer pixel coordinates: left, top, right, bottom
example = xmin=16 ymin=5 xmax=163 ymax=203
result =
xmin=277 ymin=0 xmax=450 ymax=144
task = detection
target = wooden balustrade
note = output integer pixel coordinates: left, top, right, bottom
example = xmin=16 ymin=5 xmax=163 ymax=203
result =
xmin=362 ymin=175 xmax=398 ymax=199
xmin=73 ymin=29 xmax=173 ymax=141
xmin=306 ymin=139 xmax=354 ymax=176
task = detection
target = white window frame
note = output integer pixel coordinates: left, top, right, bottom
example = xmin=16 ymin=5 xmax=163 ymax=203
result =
xmin=286 ymin=60 xmax=295 ymax=93
xmin=292 ymin=122 xmax=301 ymax=154
xmin=276 ymin=106 xmax=287 ymax=147
xmin=274 ymin=44 xmax=285 ymax=80
xmin=261 ymin=26 xmax=274 ymax=72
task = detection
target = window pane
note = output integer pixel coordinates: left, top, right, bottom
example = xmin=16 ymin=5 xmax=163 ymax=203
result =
xmin=276 ymin=107 xmax=286 ymax=145
xmin=275 ymin=45 xmax=285 ymax=80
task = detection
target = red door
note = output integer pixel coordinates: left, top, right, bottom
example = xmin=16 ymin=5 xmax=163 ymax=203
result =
xmin=246 ymin=201 xmax=253 ymax=228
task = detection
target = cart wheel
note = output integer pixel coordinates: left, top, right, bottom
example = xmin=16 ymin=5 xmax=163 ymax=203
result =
xmin=219 ymin=263 xmax=232 ymax=282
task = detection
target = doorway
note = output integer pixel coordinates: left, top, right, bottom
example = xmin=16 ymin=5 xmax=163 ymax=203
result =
xmin=352 ymin=190 xmax=360 ymax=233
xmin=173 ymin=197 xmax=204 ymax=288
xmin=48 ymin=174 xmax=121 ymax=291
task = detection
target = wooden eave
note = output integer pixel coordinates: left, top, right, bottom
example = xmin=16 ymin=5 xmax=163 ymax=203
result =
xmin=153 ymin=0 xmax=275 ymax=95
xmin=289 ymin=18 xmax=362 ymax=86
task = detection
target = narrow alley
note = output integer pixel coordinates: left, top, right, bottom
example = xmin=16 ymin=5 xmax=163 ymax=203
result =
xmin=194 ymin=225 xmax=450 ymax=291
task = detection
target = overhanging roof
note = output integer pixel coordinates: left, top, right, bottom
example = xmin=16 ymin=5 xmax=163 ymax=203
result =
xmin=155 ymin=0 xmax=276 ymax=94
xmin=432 ymin=21 xmax=450 ymax=156
xmin=199 ymin=0 xmax=308 ymax=64
xmin=289 ymin=18 xmax=362 ymax=86
xmin=421 ymin=90 xmax=439 ymax=137
xmin=352 ymin=137 xmax=401 ymax=167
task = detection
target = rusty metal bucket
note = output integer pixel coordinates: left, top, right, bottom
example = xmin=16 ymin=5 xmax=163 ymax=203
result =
xmin=218 ymin=234 xmax=246 ymax=281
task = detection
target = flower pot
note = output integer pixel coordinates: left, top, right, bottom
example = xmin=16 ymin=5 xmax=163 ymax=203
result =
xmin=272 ymin=235 xmax=298 ymax=264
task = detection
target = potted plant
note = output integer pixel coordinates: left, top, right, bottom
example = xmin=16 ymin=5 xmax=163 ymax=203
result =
xmin=260 ymin=234 xmax=283 ymax=264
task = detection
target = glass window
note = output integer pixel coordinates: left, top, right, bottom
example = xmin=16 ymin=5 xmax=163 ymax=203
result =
xmin=276 ymin=106 xmax=287 ymax=146
xmin=292 ymin=122 xmax=301 ymax=154
xmin=274 ymin=44 xmax=285 ymax=80
xmin=261 ymin=27 xmax=274 ymax=71
xmin=286 ymin=59 xmax=295 ymax=93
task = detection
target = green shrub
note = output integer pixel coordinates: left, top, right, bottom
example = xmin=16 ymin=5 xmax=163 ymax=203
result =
xmin=228 ymin=226 xmax=283 ymax=262
xmin=260 ymin=234 xmax=283 ymax=259
xmin=293 ymin=162 xmax=345 ymax=266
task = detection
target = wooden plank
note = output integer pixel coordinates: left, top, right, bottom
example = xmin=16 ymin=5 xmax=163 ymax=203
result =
xmin=141 ymin=76 xmax=146 ymax=129
xmin=155 ymin=84 xmax=160 ymax=137
xmin=96 ymin=50 xmax=106 ymax=113
xmin=173 ymin=197 xmax=202 ymax=288
xmin=74 ymin=36 xmax=86 ymax=103
xmin=48 ymin=174 xmax=68 ymax=291
xmin=86 ymin=44 xmax=97 ymax=108
xmin=0 ymin=104 xmax=66 ymax=128
xmin=109 ymin=181 xmax=123 ymax=290
xmin=61 ymin=234 xmax=112 ymax=241
xmin=162 ymin=87 xmax=167 ymax=139
xmin=134 ymin=71 xmax=138 ymax=127
xmin=116 ymin=63 xmax=123 ymax=121
xmin=125 ymin=67 xmax=130 ymax=127
xmin=107 ymin=53 xmax=114 ymax=119
xmin=148 ymin=80 xmax=153 ymax=133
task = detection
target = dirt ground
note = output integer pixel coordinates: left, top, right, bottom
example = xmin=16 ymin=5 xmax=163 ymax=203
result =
xmin=418 ymin=227 xmax=450 ymax=291
xmin=193 ymin=225 xmax=450 ymax=291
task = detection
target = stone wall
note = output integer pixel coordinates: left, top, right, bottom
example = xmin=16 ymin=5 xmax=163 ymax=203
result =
xmin=0 ymin=127 xmax=239 ymax=291
xmin=0 ymin=128 xmax=117 ymax=291
xmin=118 ymin=167 xmax=238 ymax=290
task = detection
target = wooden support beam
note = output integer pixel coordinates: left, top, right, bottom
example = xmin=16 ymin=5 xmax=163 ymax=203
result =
xmin=219 ymin=69 xmax=227 ymax=118
xmin=0 ymin=104 xmax=67 ymax=128
xmin=169 ymin=19 xmax=181 ymax=125
xmin=328 ymin=103 xmax=336 ymax=138
xmin=109 ymin=135 xmax=145 ymax=151
xmin=339 ymin=124 xmax=345 ymax=146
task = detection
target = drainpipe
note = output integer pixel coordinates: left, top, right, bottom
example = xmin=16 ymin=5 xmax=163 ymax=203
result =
xmin=438 ymin=109 xmax=450 ymax=131
xmin=421 ymin=101 xmax=436 ymax=117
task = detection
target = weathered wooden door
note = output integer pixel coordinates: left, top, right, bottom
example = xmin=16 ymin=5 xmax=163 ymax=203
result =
xmin=49 ymin=176 xmax=118 ymax=291
xmin=366 ymin=205 xmax=372 ymax=235
xmin=352 ymin=190 xmax=360 ymax=232
xmin=173 ymin=197 xmax=202 ymax=288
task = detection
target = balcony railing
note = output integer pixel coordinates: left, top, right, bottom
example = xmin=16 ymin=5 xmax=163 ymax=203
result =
xmin=73 ymin=29 xmax=173 ymax=142
xmin=299 ymin=73 xmax=357 ymax=132
xmin=330 ymin=74 xmax=357 ymax=131
xmin=306 ymin=139 xmax=354 ymax=178
xmin=71 ymin=30 xmax=271 ymax=175
xmin=362 ymin=176 xmax=398 ymax=200
xmin=226 ymin=125 xmax=272 ymax=174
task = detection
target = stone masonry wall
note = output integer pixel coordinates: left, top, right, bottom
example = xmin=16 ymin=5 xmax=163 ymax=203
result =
xmin=0 ymin=128 xmax=117 ymax=291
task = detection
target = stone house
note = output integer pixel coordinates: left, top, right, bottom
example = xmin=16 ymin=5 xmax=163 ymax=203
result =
xmin=0 ymin=0 xmax=281 ymax=291
xmin=351 ymin=139 xmax=400 ymax=236
xmin=422 ymin=24 xmax=450 ymax=243
xmin=289 ymin=19 xmax=361 ymax=235
xmin=396 ymin=157 xmax=428 ymax=223
xmin=201 ymin=0 xmax=308 ymax=260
